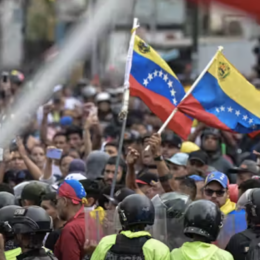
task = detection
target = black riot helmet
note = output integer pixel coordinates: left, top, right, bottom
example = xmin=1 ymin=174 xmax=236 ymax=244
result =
xmin=118 ymin=194 xmax=155 ymax=229
xmin=184 ymin=200 xmax=223 ymax=242
xmin=152 ymin=192 xmax=191 ymax=219
xmin=0 ymin=205 xmax=21 ymax=238
xmin=242 ymin=188 xmax=260 ymax=225
xmin=10 ymin=206 xmax=52 ymax=235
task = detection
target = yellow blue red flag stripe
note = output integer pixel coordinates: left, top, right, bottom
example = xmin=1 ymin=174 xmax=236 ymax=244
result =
xmin=179 ymin=51 xmax=260 ymax=133
xmin=129 ymin=35 xmax=192 ymax=139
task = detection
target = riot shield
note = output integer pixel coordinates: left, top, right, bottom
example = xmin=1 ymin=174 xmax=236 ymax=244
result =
xmin=216 ymin=210 xmax=247 ymax=249
xmin=85 ymin=208 xmax=119 ymax=245
xmin=150 ymin=192 xmax=192 ymax=250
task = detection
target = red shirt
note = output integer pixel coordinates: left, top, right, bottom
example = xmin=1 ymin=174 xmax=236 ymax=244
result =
xmin=54 ymin=209 xmax=86 ymax=260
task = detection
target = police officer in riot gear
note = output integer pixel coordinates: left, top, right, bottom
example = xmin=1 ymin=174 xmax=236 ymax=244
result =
xmin=9 ymin=206 xmax=58 ymax=260
xmin=0 ymin=205 xmax=22 ymax=260
xmin=171 ymin=200 xmax=233 ymax=260
xmin=226 ymin=188 xmax=260 ymax=260
xmin=91 ymin=194 xmax=170 ymax=260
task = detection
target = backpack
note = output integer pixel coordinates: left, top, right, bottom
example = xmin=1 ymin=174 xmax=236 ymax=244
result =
xmin=242 ymin=229 xmax=260 ymax=260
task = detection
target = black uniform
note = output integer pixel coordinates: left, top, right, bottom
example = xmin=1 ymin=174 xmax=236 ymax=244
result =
xmin=226 ymin=188 xmax=260 ymax=260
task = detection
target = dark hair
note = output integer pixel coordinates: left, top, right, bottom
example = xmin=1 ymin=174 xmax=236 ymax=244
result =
xmin=66 ymin=126 xmax=83 ymax=139
xmin=42 ymin=192 xmax=57 ymax=207
xmin=238 ymin=179 xmax=260 ymax=195
xmin=104 ymin=141 xmax=118 ymax=149
xmin=106 ymin=156 xmax=127 ymax=184
xmin=59 ymin=153 xmax=73 ymax=166
xmin=98 ymin=184 xmax=124 ymax=209
xmin=178 ymin=177 xmax=197 ymax=201
xmin=0 ymin=183 xmax=14 ymax=194
xmin=53 ymin=131 xmax=68 ymax=141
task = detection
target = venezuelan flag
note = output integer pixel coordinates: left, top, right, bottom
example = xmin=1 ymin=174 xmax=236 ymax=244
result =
xmin=130 ymin=36 xmax=193 ymax=139
xmin=179 ymin=51 xmax=260 ymax=134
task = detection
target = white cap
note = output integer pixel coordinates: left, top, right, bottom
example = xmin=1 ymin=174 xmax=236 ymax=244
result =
xmin=96 ymin=92 xmax=110 ymax=102
xmin=65 ymin=173 xmax=87 ymax=181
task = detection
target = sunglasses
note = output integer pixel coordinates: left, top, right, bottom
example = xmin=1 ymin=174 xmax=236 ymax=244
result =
xmin=204 ymin=188 xmax=226 ymax=197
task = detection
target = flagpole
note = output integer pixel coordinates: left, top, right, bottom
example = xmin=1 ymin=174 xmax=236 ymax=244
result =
xmin=109 ymin=18 xmax=139 ymax=200
xmin=145 ymin=46 xmax=224 ymax=151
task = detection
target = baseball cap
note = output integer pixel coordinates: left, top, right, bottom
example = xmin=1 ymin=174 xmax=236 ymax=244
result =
xmin=205 ymin=171 xmax=229 ymax=189
xmin=21 ymin=182 xmax=47 ymax=203
xmin=166 ymin=153 xmax=188 ymax=166
xmin=189 ymin=175 xmax=205 ymax=182
xmin=80 ymin=179 xmax=100 ymax=195
xmin=189 ymin=150 xmax=209 ymax=165
xmin=162 ymin=133 xmax=182 ymax=149
xmin=229 ymin=160 xmax=259 ymax=175
xmin=65 ymin=173 xmax=87 ymax=181
xmin=60 ymin=116 xmax=73 ymax=126
xmin=103 ymin=188 xmax=135 ymax=205
xmin=68 ymin=159 xmax=86 ymax=175
xmin=136 ymin=172 xmax=158 ymax=186
xmin=58 ymin=179 xmax=87 ymax=205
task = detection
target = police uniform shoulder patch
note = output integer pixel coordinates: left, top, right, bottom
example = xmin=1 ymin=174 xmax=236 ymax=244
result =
xmin=218 ymin=62 xmax=230 ymax=80
xmin=138 ymin=40 xmax=150 ymax=54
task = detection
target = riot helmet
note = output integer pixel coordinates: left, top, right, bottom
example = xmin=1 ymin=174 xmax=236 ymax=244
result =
xmin=0 ymin=192 xmax=15 ymax=208
xmin=237 ymin=188 xmax=260 ymax=225
xmin=10 ymin=206 xmax=52 ymax=234
xmin=0 ymin=205 xmax=21 ymax=238
xmin=118 ymin=194 xmax=154 ymax=229
xmin=20 ymin=181 xmax=48 ymax=206
xmin=152 ymin=192 xmax=191 ymax=219
xmin=184 ymin=200 xmax=223 ymax=242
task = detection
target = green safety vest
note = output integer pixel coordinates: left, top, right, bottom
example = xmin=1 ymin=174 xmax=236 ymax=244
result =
xmin=5 ymin=248 xmax=21 ymax=260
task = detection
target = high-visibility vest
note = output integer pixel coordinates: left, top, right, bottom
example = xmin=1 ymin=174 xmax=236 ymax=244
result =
xmin=5 ymin=248 xmax=21 ymax=260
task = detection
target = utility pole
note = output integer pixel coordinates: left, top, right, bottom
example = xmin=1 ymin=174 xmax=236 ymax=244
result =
xmin=191 ymin=0 xmax=199 ymax=76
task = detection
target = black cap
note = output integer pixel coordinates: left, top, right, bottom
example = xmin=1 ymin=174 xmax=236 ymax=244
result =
xmin=229 ymin=160 xmax=259 ymax=175
xmin=103 ymin=188 xmax=135 ymax=205
xmin=161 ymin=133 xmax=182 ymax=149
xmin=189 ymin=150 xmax=209 ymax=165
xmin=136 ymin=172 xmax=158 ymax=186
xmin=80 ymin=179 xmax=100 ymax=195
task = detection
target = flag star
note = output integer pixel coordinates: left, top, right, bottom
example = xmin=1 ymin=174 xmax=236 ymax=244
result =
xmin=159 ymin=70 xmax=163 ymax=77
xmin=235 ymin=110 xmax=240 ymax=116
xmin=228 ymin=107 xmax=233 ymax=113
xmin=163 ymin=74 xmax=168 ymax=81
xmin=220 ymin=106 xmax=225 ymax=111
xmin=249 ymin=119 xmax=253 ymax=124
xmin=153 ymin=70 xmax=158 ymax=77
xmin=148 ymin=73 xmax=153 ymax=81
xmin=170 ymin=89 xmax=176 ymax=96
xmin=252 ymin=125 xmax=257 ymax=130
xmin=173 ymin=98 xmax=177 ymax=105
xmin=216 ymin=108 xmax=220 ymax=113
xmin=143 ymin=79 xmax=148 ymax=86
xmin=168 ymin=81 xmax=173 ymax=88
xmin=243 ymin=115 xmax=248 ymax=121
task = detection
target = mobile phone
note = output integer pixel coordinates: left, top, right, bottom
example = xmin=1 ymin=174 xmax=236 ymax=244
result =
xmin=46 ymin=148 xmax=63 ymax=160
xmin=9 ymin=139 xmax=17 ymax=152
xmin=2 ymin=72 xmax=9 ymax=83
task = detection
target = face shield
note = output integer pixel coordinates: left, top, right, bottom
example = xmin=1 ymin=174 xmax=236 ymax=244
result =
xmin=150 ymin=192 xmax=192 ymax=250
xmin=236 ymin=188 xmax=253 ymax=211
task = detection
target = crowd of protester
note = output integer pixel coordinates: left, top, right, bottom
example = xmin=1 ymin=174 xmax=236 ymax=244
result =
xmin=0 ymin=70 xmax=260 ymax=260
